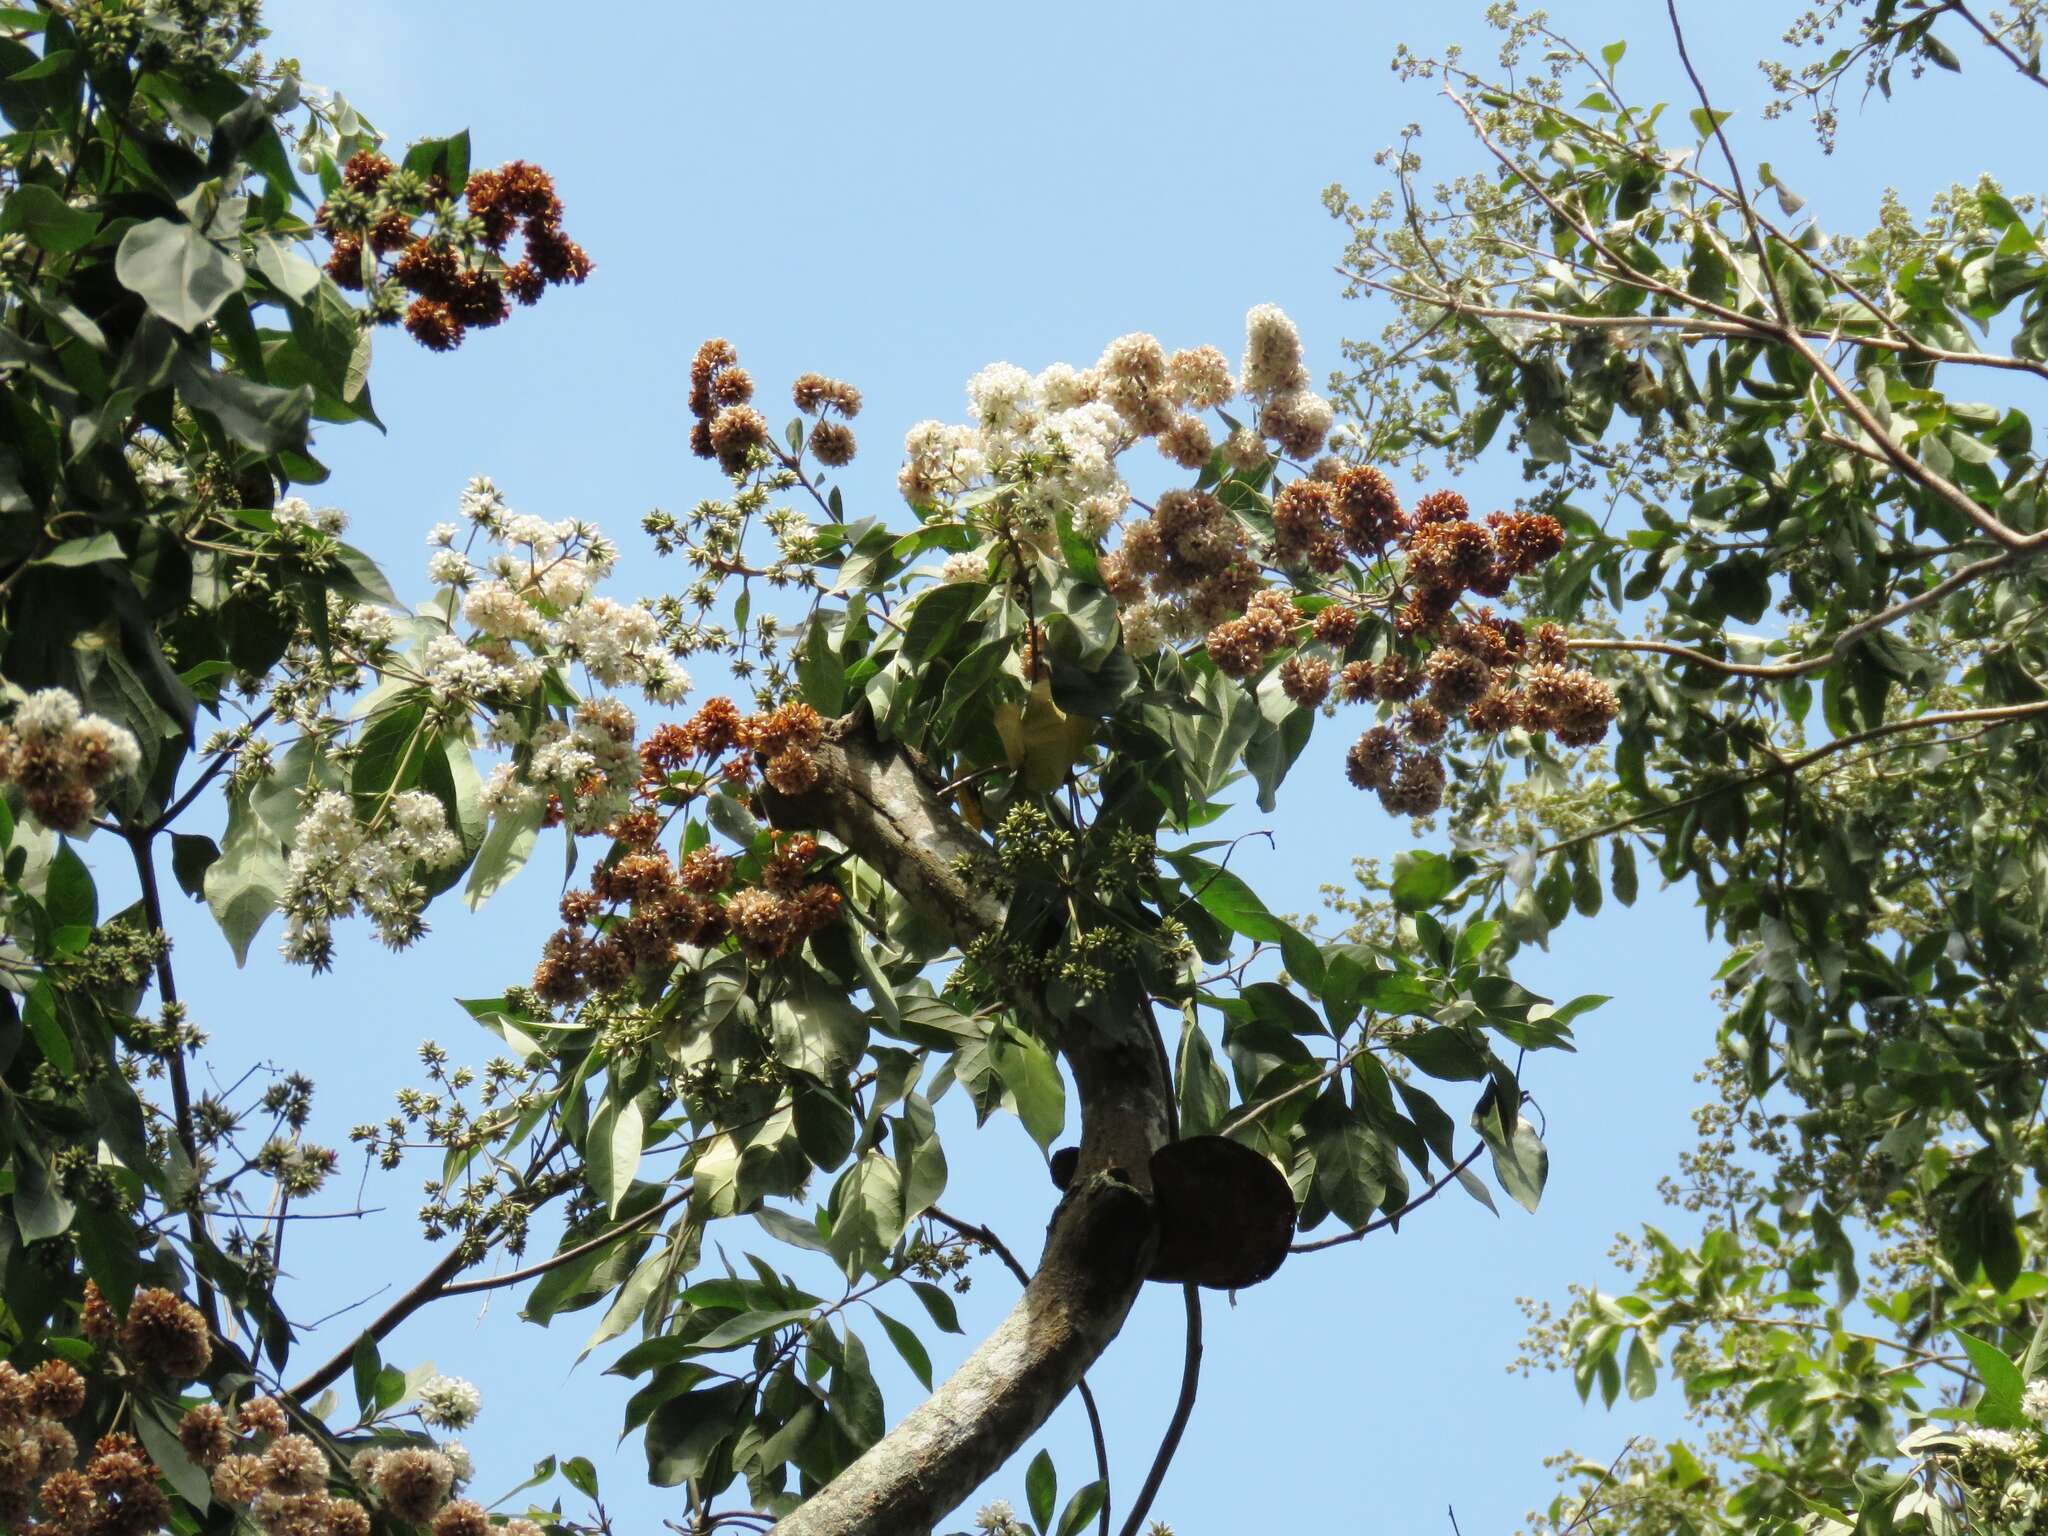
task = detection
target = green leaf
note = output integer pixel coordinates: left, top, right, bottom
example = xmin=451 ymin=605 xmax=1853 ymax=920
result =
xmin=1305 ymin=1086 xmax=1385 ymax=1228
xmin=1026 ymin=1448 xmax=1057 ymax=1534
xmin=645 ymin=1381 xmax=750 ymax=1487
xmin=1390 ymin=849 xmax=1460 ymax=912
xmin=1055 ymin=1482 xmax=1107 ymax=1536
xmin=115 ymin=219 xmax=242 ymax=332
xmin=588 ymin=1095 xmax=644 ymax=1218
xmin=351 ymin=1334 xmax=382 ymax=1414
xmin=1958 ymin=1333 xmax=2027 ymax=1428
xmin=464 ymin=798 xmax=543 ymax=911
xmin=908 ymin=1279 xmax=963 ymax=1334
xmin=1624 ymin=1333 xmax=1657 ymax=1400
xmin=0 ymin=183 xmax=100 ymax=254
xmin=33 ymin=532 xmax=122 ymax=567
xmin=992 ymin=1024 xmax=1065 ymax=1152
xmin=1167 ymin=852 xmax=1325 ymax=991
xmin=175 ymin=356 xmax=313 ymax=453
xmin=1477 ymin=1110 xmax=1548 ymax=1214
xmin=562 ymin=1456 xmax=600 ymax=1500
xmin=872 ymin=1307 xmax=934 ymax=1391
xmin=827 ymin=1151 xmax=906 ymax=1279
xmin=203 ymin=797 xmax=288 ymax=965
xmin=133 ymin=1403 xmax=210 ymax=1511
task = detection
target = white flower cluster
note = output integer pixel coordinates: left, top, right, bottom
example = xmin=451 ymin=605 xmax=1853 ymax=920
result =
xmin=1961 ymin=1425 xmax=2030 ymax=1456
xmin=422 ymin=477 xmax=688 ymax=706
xmin=273 ymin=496 xmax=349 ymax=536
xmin=278 ymin=789 xmax=463 ymax=968
xmin=895 ymin=306 xmax=1334 ymax=549
xmin=974 ymin=1500 xmax=1028 ymax=1536
xmin=2026 ymin=1379 xmax=2048 ymax=1424
xmin=417 ymin=1375 xmax=483 ymax=1430
xmin=513 ymin=697 xmax=640 ymax=834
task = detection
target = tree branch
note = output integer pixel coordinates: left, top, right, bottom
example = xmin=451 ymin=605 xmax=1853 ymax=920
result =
xmin=763 ymin=714 xmax=1173 ymax=1536
xmin=1115 ymin=1284 xmax=1201 ymax=1536
xmin=927 ymin=1207 xmax=1114 ymax=1536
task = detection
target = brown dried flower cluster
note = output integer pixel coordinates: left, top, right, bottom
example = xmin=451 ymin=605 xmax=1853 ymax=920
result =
xmin=0 ymin=1356 xmax=163 ymax=1536
xmin=1100 ymin=460 xmax=1611 ymax=818
xmin=791 ymin=372 xmax=862 ymax=467
xmin=1100 ymin=488 xmax=1259 ymax=635
xmin=115 ymin=1287 xmax=210 ymax=1382
xmin=531 ymin=699 xmax=846 ymax=1004
xmin=0 ymin=690 xmax=141 ymax=834
xmin=320 ymin=152 xmax=590 ymax=352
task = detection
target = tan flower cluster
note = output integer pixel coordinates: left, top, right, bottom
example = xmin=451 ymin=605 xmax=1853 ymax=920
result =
xmin=114 ymin=1287 xmax=210 ymax=1382
xmin=320 ymin=153 xmax=589 ymax=352
xmin=0 ymin=689 xmax=142 ymax=834
xmin=791 ymin=372 xmax=862 ymax=467
xmin=0 ymin=1358 xmax=159 ymax=1536
xmin=207 ymin=1428 xmax=368 ymax=1536
xmin=532 ymin=699 xmax=847 ymax=1004
xmin=1100 ymin=488 xmax=1259 ymax=642
xmin=1098 ymin=455 xmax=1609 ymax=817
xmin=1204 ymin=590 xmax=1302 ymax=679
xmin=687 ymin=338 xmax=769 ymax=472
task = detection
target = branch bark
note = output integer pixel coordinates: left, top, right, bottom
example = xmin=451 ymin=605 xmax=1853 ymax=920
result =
xmin=761 ymin=714 xmax=1174 ymax=1536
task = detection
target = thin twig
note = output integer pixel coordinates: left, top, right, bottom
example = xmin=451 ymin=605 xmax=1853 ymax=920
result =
xmin=1291 ymin=1143 xmax=1490 ymax=1254
xmin=1116 ymin=1283 xmax=1201 ymax=1536
xmin=439 ymin=1185 xmax=692 ymax=1297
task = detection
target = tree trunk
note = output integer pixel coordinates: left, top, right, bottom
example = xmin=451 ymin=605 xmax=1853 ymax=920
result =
xmin=762 ymin=716 xmax=1172 ymax=1536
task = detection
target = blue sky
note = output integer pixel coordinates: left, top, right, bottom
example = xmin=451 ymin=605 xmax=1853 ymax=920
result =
xmin=103 ymin=3 xmax=2044 ymax=1532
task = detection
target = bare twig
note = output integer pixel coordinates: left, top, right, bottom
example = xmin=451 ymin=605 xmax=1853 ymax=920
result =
xmin=1115 ymin=1283 xmax=1202 ymax=1536
xmin=1291 ymin=1143 xmax=1490 ymax=1254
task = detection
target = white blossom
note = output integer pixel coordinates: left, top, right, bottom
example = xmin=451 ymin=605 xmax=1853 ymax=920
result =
xmin=2025 ymin=1379 xmax=2048 ymax=1424
xmin=418 ymin=1376 xmax=482 ymax=1430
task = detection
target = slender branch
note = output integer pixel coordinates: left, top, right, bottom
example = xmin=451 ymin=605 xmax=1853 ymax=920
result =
xmin=126 ymin=828 xmax=220 ymax=1336
xmin=149 ymin=704 xmax=275 ymax=833
xmin=927 ymin=1206 xmax=1114 ymax=1536
xmin=1523 ymin=697 xmax=2048 ymax=866
xmin=1115 ymin=1284 xmax=1201 ymax=1536
xmin=1568 ymin=547 xmax=2026 ymax=679
xmin=439 ymin=1185 xmax=691 ymax=1298
xmin=1950 ymin=1 xmax=2048 ymax=87
xmin=1290 ymin=1142 xmax=1489 ymax=1254
xmin=1213 ymin=1044 xmax=1368 ymax=1140
xmin=283 ymin=1246 xmax=469 ymax=1404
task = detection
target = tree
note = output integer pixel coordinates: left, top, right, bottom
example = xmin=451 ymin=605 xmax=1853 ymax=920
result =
xmin=1323 ymin=1 xmax=2048 ymax=1529
xmin=2 ymin=4 xmax=2043 ymax=1536
xmin=0 ymin=5 xmax=1610 ymax=1533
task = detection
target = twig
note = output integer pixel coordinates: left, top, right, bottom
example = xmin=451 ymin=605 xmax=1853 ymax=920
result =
xmin=126 ymin=827 xmax=220 ymax=1336
xmin=437 ymin=1186 xmax=691 ymax=1298
xmin=1290 ymin=1143 xmax=1489 ymax=1254
xmin=1115 ymin=1283 xmax=1201 ymax=1536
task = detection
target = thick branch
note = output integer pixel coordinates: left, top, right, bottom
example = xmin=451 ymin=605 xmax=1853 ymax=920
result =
xmin=764 ymin=716 xmax=1173 ymax=1536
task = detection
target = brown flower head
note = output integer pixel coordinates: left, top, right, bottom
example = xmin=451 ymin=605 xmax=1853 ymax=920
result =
xmin=177 ymin=1403 xmax=234 ymax=1469
xmin=1378 ymin=751 xmax=1446 ymax=817
xmin=1332 ymin=465 xmax=1406 ymax=552
xmin=1424 ymin=646 xmax=1493 ymax=713
xmin=404 ymin=299 xmax=464 ymax=353
xmin=809 ymin=420 xmax=857 ymax=467
xmin=434 ymin=1498 xmax=493 ymax=1536
xmin=1312 ymin=606 xmax=1359 ymax=649
xmin=374 ymin=1448 xmax=455 ymax=1524
xmin=708 ymin=405 xmax=769 ymax=472
xmin=1338 ymin=660 xmax=1378 ymax=703
xmin=27 ymin=1360 xmax=85 ymax=1420
xmin=1411 ymin=489 xmax=1469 ymax=525
xmin=1278 ymin=654 xmax=1331 ymax=708
xmin=1345 ymin=725 xmax=1400 ymax=790
xmin=120 ymin=1287 xmax=210 ymax=1381
xmin=262 ymin=1435 xmax=328 ymax=1497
